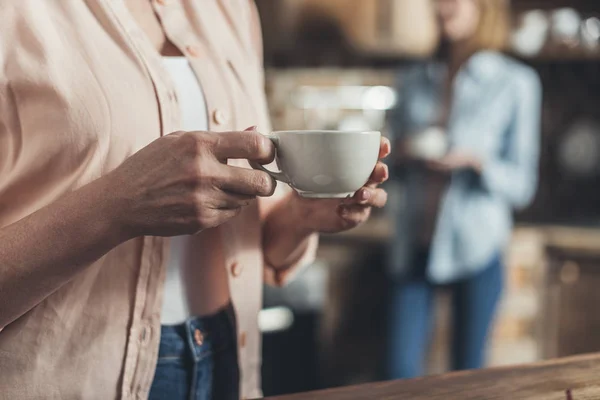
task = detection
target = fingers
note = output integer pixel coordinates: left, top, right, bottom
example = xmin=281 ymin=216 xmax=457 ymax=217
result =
xmin=203 ymin=207 xmax=244 ymax=230
xmin=217 ymin=164 xmax=276 ymax=197
xmin=337 ymin=204 xmax=372 ymax=226
xmin=379 ymin=136 xmax=391 ymax=159
xmin=426 ymin=160 xmax=447 ymax=171
xmin=207 ymin=130 xmax=276 ymax=163
xmin=427 ymin=155 xmax=458 ymax=171
xmin=349 ymin=187 xmax=388 ymax=208
xmin=213 ymin=189 xmax=256 ymax=210
xmin=197 ymin=189 xmax=256 ymax=230
xmin=368 ymin=161 xmax=389 ymax=185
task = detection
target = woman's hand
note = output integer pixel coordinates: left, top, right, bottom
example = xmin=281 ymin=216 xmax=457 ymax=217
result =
xmin=107 ymin=128 xmax=277 ymax=238
xmin=427 ymin=150 xmax=482 ymax=173
xmin=292 ymin=137 xmax=391 ymax=234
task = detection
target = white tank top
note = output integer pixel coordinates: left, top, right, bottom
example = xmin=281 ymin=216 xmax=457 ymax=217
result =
xmin=160 ymin=56 xmax=208 ymax=324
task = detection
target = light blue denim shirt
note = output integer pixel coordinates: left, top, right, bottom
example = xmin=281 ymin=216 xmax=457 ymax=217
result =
xmin=387 ymin=51 xmax=542 ymax=283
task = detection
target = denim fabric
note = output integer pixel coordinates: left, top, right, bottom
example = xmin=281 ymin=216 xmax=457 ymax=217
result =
xmin=387 ymin=251 xmax=503 ymax=379
xmin=149 ymin=305 xmax=239 ymax=400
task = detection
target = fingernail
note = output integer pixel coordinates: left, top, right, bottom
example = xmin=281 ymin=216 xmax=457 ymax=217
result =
xmin=244 ymin=126 xmax=258 ymax=131
xmin=383 ymin=164 xmax=389 ymax=180
xmin=360 ymin=189 xmax=371 ymax=201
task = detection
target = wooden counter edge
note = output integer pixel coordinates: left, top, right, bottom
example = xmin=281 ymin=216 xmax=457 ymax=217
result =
xmin=259 ymin=352 xmax=600 ymax=399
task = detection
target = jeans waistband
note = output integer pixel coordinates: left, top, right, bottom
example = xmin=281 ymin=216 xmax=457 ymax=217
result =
xmin=158 ymin=303 xmax=237 ymax=362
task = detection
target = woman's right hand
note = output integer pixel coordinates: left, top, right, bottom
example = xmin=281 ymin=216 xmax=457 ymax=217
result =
xmin=106 ymin=129 xmax=276 ymax=238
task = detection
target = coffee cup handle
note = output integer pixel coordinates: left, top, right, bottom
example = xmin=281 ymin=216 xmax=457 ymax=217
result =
xmin=249 ymin=134 xmax=291 ymax=185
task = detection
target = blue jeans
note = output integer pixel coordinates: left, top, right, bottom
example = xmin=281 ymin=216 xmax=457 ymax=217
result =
xmin=149 ymin=305 xmax=239 ymax=400
xmin=387 ymin=251 xmax=503 ymax=379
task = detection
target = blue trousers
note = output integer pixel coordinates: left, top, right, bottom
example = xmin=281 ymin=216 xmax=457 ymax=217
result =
xmin=149 ymin=305 xmax=239 ymax=400
xmin=387 ymin=252 xmax=503 ymax=379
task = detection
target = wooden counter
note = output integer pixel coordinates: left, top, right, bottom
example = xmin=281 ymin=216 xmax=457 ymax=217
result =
xmin=261 ymin=353 xmax=600 ymax=399
xmin=322 ymin=216 xmax=600 ymax=248
xmin=315 ymin=221 xmax=600 ymax=386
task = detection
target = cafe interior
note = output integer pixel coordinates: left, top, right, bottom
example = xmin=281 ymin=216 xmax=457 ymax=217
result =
xmin=254 ymin=0 xmax=600 ymax=399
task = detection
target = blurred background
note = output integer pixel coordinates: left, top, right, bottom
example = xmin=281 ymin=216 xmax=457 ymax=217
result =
xmin=252 ymin=0 xmax=600 ymax=397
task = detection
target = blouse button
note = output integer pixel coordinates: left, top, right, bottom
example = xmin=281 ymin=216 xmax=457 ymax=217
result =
xmin=213 ymin=109 xmax=228 ymax=125
xmin=186 ymin=45 xmax=200 ymax=58
xmin=231 ymin=262 xmax=243 ymax=277
xmin=239 ymin=331 xmax=247 ymax=348
xmin=139 ymin=325 xmax=151 ymax=347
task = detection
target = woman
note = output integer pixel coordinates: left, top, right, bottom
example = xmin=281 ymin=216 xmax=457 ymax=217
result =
xmin=387 ymin=0 xmax=541 ymax=379
xmin=0 ymin=1 xmax=389 ymax=399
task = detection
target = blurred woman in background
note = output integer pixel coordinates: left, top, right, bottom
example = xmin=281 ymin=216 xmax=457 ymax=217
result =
xmin=387 ymin=0 xmax=541 ymax=379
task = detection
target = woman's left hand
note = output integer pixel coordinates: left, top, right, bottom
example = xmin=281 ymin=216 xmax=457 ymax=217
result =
xmin=427 ymin=150 xmax=482 ymax=173
xmin=292 ymin=137 xmax=391 ymax=234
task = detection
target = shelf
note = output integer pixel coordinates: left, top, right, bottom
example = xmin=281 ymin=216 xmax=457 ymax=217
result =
xmin=513 ymin=52 xmax=600 ymax=62
xmin=513 ymin=0 xmax=600 ymax=12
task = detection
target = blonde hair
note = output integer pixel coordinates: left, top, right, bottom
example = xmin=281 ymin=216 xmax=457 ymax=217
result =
xmin=468 ymin=0 xmax=510 ymax=51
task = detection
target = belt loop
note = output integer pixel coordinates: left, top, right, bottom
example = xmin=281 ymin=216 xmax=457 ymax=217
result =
xmin=184 ymin=318 xmax=201 ymax=363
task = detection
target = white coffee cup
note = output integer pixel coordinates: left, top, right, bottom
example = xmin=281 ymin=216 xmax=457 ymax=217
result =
xmin=406 ymin=126 xmax=448 ymax=160
xmin=251 ymin=130 xmax=381 ymax=198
